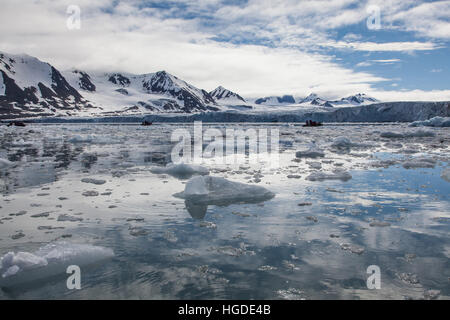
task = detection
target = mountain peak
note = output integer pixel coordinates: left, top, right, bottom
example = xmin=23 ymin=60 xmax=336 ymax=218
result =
xmin=210 ymin=86 xmax=245 ymax=103
xmin=340 ymin=93 xmax=378 ymax=104
xmin=299 ymin=93 xmax=321 ymax=104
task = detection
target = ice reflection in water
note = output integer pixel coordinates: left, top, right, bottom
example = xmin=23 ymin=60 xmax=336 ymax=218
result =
xmin=0 ymin=123 xmax=448 ymax=300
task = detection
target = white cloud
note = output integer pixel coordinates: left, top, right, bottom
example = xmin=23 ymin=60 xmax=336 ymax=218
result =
xmin=385 ymin=1 xmax=450 ymax=39
xmin=326 ymin=41 xmax=440 ymax=52
xmin=369 ymin=89 xmax=450 ymax=102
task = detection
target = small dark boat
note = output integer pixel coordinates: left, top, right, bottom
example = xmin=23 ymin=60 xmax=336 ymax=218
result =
xmin=303 ymin=120 xmax=322 ymax=127
xmin=141 ymin=121 xmax=153 ymax=126
xmin=7 ymin=121 xmax=26 ymax=127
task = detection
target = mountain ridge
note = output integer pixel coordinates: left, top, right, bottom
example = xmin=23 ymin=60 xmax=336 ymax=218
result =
xmin=1 ymin=51 xmax=382 ymax=119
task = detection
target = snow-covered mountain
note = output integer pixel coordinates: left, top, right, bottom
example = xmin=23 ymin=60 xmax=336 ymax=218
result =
xmin=254 ymin=95 xmax=296 ymax=105
xmin=331 ymin=93 xmax=378 ymax=106
xmin=0 ymin=52 xmax=97 ymax=119
xmin=209 ymin=86 xmax=246 ymax=104
xmin=0 ymin=50 xmax=385 ymax=120
xmin=65 ymin=69 xmax=219 ymax=115
xmin=297 ymin=93 xmax=333 ymax=107
xmin=0 ymin=51 xmax=221 ymax=119
xmin=295 ymin=93 xmax=378 ymax=108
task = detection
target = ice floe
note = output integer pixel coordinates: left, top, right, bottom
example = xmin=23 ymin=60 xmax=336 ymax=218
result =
xmin=295 ymin=147 xmax=325 ymax=158
xmin=0 ymin=242 xmax=114 ymax=287
xmin=174 ymin=176 xmax=275 ymax=205
xmin=330 ymin=136 xmax=371 ymax=150
xmin=402 ymin=157 xmax=436 ymax=169
xmin=68 ymin=135 xmax=94 ymax=143
xmin=306 ymin=170 xmax=352 ymax=182
xmin=57 ymin=214 xmax=83 ymax=222
xmin=150 ymin=163 xmax=209 ymax=179
xmin=81 ymin=178 xmax=106 ymax=185
xmin=380 ymin=131 xmax=405 ymax=138
xmin=380 ymin=129 xmax=436 ymax=139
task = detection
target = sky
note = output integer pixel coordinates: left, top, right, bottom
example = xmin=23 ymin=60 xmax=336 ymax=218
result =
xmin=0 ymin=0 xmax=449 ymax=101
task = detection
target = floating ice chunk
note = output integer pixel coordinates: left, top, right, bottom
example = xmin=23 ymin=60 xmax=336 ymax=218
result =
xmin=68 ymin=135 xmax=94 ymax=143
xmin=150 ymin=163 xmax=209 ymax=179
xmin=183 ymin=176 xmax=209 ymax=196
xmin=0 ymin=242 xmax=113 ymax=287
xmin=340 ymin=243 xmax=364 ymax=255
xmin=410 ymin=116 xmax=450 ymax=127
xmin=57 ymin=214 xmax=83 ymax=222
xmin=396 ymin=272 xmax=420 ymax=285
xmin=330 ymin=136 xmax=371 ymax=149
xmin=81 ymin=178 xmax=106 ymax=185
xmin=82 ymin=190 xmax=99 ymax=197
xmin=406 ymin=129 xmax=435 ymax=137
xmin=369 ymin=220 xmax=391 ymax=227
xmin=295 ymin=147 xmax=325 ymax=158
xmin=381 ymin=130 xmax=435 ymax=138
xmin=306 ymin=171 xmax=352 ymax=182
xmin=307 ymin=161 xmax=322 ymax=169
xmin=371 ymin=160 xmax=399 ymax=168
xmin=331 ymin=137 xmax=353 ymax=148
xmin=402 ymin=157 xmax=436 ymax=169
xmin=380 ymin=131 xmax=404 ymax=138
xmin=0 ymin=158 xmax=14 ymax=170
xmin=174 ymin=176 xmax=275 ymax=205
xmin=440 ymin=167 xmax=450 ymax=182
xmin=279 ymin=139 xmax=294 ymax=147
xmin=1 ymin=252 xmax=48 ymax=277
xmin=277 ymin=288 xmax=305 ymax=300
xmin=424 ymin=289 xmax=441 ymax=300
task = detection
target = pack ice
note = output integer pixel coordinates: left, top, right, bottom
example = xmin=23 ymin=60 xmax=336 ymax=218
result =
xmin=174 ymin=176 xmax=275 ymax=205
xmin=0 ymin=242 xmax=114 ymax=287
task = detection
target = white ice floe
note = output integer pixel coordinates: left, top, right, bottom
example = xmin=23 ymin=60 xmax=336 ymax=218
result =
xmin=68 ymin=134 xmax=122 ymax=144
xmin=330 ymin=136 xmax=371 ymax=149
xmin=306 ymin=170 xmax=352 ymax=182
xmin=307 ymin=161 xmax=322 ymax=169
xmin=331 ymin=137 xmax=353 ymax=148
xmin=81 ymin=178 xmax=107 ymax=185
xmin=380 ymin=130 xmax=435 ymax=139
xmin=0 ymin=242 xmax=114 ymax=287
xmin=410 ymin=116 xmax=450 ymax=128
xmin=440 ymin=167 xmax=450 ymax=182
xmin=295 ymin=147 xmax=325 ymax=158
xmin=406 ymin=129 xmax=436 ymax=137
xmin=68 ymin=135 xmax=94 ymax=143
xmin=174 ymin=176 xmax=275 ymax=204
xmin=150 ymin=163 xmax=209 ymax=178
xmin=402 ymin=157 xmax=436 ymax=169
xmin=380 ymin=131 xmax=405 ymax=138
